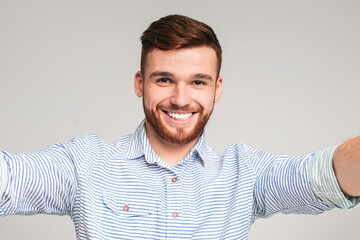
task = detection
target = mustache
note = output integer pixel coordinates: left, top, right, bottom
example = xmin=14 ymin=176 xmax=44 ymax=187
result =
xmin=157 ymin=103 xmax=203 ymax=112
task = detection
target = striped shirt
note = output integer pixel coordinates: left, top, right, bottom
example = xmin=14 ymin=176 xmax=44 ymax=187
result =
xmin=0 ymin=121 xmax=358 ymax=239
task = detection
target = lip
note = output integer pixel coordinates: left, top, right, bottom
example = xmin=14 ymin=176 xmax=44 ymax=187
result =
xmin=162 ymin=109 xmax=196 ymax=114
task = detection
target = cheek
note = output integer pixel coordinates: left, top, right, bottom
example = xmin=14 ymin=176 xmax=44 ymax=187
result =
xmin=143 ymin=89 xmax=167 ymax=109
xmin=192 ymin=90 xmax=216 ymax=108
xmin=143 ymin=95 xmax=155 ymax=109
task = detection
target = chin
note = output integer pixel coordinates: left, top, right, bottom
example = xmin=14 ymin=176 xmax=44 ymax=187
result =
xmin=144 ymin=104 xmax=211 ymax=145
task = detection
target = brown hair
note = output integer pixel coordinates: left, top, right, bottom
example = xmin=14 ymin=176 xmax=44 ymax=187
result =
xmin=140 ymin=14 xmax=222 ymax=77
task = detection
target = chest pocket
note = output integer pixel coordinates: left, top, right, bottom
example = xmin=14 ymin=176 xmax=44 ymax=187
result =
xmin=102 ymin=189 xmax=157 ymax=217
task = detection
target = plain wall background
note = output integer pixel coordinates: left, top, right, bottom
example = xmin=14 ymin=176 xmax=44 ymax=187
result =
xmin=0 ymin=0 xmax=359 ymax=239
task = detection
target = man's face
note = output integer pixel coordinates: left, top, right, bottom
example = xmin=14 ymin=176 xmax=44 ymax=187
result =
xmin=134 ymin=46 xmax=223 ymax=145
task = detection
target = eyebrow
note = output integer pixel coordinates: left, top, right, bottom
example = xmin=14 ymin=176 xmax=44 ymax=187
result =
xmin=193 ymin=73 xmax=213 ymax=82
xmin=149 ymin=71 xmax=174 ymax=79
xmin=149 ymin=71 xmax=213 ymax=82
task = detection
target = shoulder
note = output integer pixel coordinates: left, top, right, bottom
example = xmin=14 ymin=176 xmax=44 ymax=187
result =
xmin=112 ymin=134 xmax=133 ymax=151
xmin=61 ymin=133 xmax=132 ymax=159
xmin=219 ymin=142 xmax=259 ymax=172
xmin=61 ymin=133 xmax=106 ymax=150
xmin=222 ymin=142 xmax=259 ymax=161
xmin=222 ymin=142 xmax=282 ymax=175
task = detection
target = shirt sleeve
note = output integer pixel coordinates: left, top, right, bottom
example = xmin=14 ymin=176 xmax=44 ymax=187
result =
xmin=0 ymin=152 xmax=7 ymax=199
xmin=308 ymin=146 xmax=360 ymax=209
xmin=249 ymin=147 xmax=332 ymax=219
xmin=0 ymin=138 xmax=83 ymax=217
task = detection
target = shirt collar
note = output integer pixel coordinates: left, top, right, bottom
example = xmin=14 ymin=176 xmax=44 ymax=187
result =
xmin=126 ymin=120 xmax=209 ymax=168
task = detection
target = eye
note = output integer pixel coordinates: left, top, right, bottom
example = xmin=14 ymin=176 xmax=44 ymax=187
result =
xmin=192 ymin=80 xmax=205 ymax=85
xmin=157 ymin=78 xmax=172 ymax=83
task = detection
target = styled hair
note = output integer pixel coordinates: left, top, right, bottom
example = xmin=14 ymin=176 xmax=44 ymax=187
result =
xmin=140 ymin=14 xmax=222 ymax=77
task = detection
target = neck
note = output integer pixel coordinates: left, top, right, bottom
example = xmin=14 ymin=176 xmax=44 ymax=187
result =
xmin=145 ymin=122 xmax=199 ymax=168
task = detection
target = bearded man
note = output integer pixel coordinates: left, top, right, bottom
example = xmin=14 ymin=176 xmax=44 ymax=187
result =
xmin=0 ymin=15 xmax=360 ymax=240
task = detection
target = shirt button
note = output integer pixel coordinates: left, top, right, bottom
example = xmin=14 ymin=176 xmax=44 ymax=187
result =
xmin=172 ymin=212 xmax=179 ymax=218
xmin=171 ymin=177 xmax=178 ymax=183
xmin=123 ymin=205 xmax=129 ymax=212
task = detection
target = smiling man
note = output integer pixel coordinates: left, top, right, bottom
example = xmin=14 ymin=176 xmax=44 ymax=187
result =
xmin=135 ymin=45 xmax=222 ymax=167
xmin=0 ymin=15 xmax=360 ymax=240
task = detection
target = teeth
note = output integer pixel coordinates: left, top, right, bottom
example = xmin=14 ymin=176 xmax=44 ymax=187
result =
xmin=167 ymin=112 xmax=193 ymax=120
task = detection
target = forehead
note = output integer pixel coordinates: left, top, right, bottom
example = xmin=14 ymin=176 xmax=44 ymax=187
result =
xmin=144 ymin=46 xmax=218 ymax=78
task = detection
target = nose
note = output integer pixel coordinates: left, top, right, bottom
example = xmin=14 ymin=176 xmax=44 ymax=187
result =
xmin=170 ymin=83 xmax=191 ymax=108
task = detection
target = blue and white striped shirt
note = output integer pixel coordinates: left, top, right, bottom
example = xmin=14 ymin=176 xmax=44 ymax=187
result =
xmin=0 ymin=121 xmax=357 ymax=239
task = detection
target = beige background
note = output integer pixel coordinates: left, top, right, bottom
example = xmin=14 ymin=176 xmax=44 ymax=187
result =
xmin=0 ymin=0 xmax=359 ymax=239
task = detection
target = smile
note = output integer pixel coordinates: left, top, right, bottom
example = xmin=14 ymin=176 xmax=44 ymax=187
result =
xmin=166 ymin=111 xmax=193 ymax=120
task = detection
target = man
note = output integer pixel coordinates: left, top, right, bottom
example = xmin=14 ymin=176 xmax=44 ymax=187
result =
xmin=0 ymin=14 xmax=359 ymax=239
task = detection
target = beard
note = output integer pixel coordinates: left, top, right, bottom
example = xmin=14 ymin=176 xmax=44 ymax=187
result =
xmin=143 ymin=101 xmax=213 ymax=145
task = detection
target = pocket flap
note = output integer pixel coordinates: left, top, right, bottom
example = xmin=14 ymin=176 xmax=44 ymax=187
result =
xmin=102 ymin=189 xmax=157 ymax=217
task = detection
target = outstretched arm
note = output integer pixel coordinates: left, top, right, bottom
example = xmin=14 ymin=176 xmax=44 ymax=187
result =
xmin=333 ymin=136 xmax=360 ymax=197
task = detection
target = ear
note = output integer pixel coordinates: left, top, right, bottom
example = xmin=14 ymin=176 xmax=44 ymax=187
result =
xmin=134 ymin=71 xmax=144 ymax=97
xmin=214 ymin=76 xmax=223 ymax=103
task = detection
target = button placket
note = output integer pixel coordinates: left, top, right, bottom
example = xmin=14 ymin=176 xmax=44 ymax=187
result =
xmin=166 ymin=171 xmax=183 ymax=234
xmin=166 ymin=171 xmax=184 ymax=239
